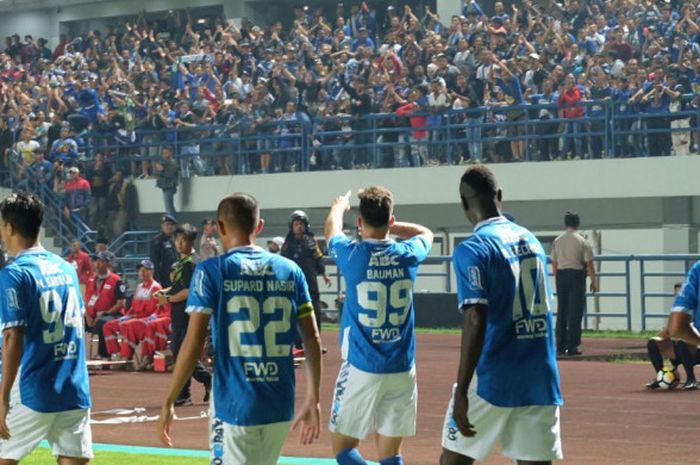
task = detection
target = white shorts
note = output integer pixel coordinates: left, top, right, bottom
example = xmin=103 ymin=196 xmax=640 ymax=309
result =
xmin=209 ymin=416 xmax=290 ymax=465
xmin=442 ymin=382 xmax=562 ymax=462
xmin=329 ymin=361 xmax=417 ymax=439
xmin=0 ymin=403 xmax=93 ymax=461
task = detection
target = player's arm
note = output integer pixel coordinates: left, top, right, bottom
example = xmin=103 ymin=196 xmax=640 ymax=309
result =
xmin=324 ymin=190 xmax=352 ymax=243
xmin=668 ymin=312 xmax=700 ymax=346
xmin=0 ymin=326 xmax=23 ymax=439
xmin=389 ymin=221 xmax=434 ymax=245
xmin=292 ymin=308 xmax=322 ymax=445
xmin=452 ymin=303 xmax=487 ymax=438
xmin=157 ymin=312 xmax=210 ymax=447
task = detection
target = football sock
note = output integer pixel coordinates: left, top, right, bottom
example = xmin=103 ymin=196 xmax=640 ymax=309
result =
xmin=647 ymin=339 xmax=663 ymax=372
xmin=379 ymin=455 xmax=404 ymax=465
xmin=337 ymin=448 xmax=367 ymax=465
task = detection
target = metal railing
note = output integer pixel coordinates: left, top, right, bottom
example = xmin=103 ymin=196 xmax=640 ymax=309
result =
xmin=49 ymin=95 xmax=700 ymax=175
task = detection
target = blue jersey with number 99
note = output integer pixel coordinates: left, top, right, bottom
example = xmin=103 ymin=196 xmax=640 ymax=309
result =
xmin=0 ymin=248 xmax=91 ymax=413
xmin=454 ymin=217 xmax=562 ymax=408
xmin=328 ymin=235 xmax=431 ymax=374
xmin=186 ymin=246 xmax=313 ymax=426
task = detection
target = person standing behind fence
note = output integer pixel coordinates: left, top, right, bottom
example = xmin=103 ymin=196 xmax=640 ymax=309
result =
xmin=558 ymin=74 xmax=584 ymax=160
xmin=154 ymin=146 xmax=179 ymax=220
xmin=551 ymin=211 xmax=597 ymax=356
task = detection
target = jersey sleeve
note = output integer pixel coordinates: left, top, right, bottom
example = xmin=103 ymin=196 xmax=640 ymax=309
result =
xmin=187 ymin=263 xmax=218 ymax=315
xmin=673 ymin=263 xmax=700 ymax=316
xmin=396 ymin=235 xmax=431 ymax=265
xmin=0 ymin=267 xmax=26 ymax=330
xmin=328 ymin=234 xmax=354 ymax=273
xmin=454 ymin=240 xmax=488 ymax=311
xmin=293 ymin=266 xmax=314 ymax=320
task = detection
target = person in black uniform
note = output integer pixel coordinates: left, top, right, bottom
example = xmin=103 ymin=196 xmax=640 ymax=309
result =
xmin=155 ymin=223 xmax=211 ymax=406
xmin=150 ymin=214 xmax=179 ymax=287
xmin=282 ymin=210 xmax=330 ymax=353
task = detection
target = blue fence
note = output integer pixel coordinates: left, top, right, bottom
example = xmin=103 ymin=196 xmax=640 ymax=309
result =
xmin=55 ymin=95 xmax=699 ymax=176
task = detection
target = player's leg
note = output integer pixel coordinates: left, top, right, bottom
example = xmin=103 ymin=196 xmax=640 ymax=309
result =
xmin=47 ymin=409 xmax=93 ymax=465
xmin=329 ymin=363 xmax=379 ymax=465
xmin=373 ymin=368 xmax=417 ymax=465
xmin=440 ymin=382 xmax=504 ymax=465
xmin=675 ymin=341 xmax=698 ymax=389
xmin=500 ymin=405 xmax=562 ymax=464
xmin=0 ymin=403 xmax=53 ymax=463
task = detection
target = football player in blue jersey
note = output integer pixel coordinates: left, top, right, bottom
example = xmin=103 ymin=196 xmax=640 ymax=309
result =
xmin=157 ymin=192 xmax=322 ymax=465
xmin=669 ymin=264 xmax=700 ymax=357
xmin=325 ymin=187 xmax=433 ymax=465
xmin=440 ymin=166 xmax=563 ymax=465
xmin=0 ymin=192 xmax=92 ymax=464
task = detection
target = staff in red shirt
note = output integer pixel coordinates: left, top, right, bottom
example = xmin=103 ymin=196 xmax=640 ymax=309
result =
xmin=557 ymin=74 xmax=584 ymax=158
xmin=103 ymin=259 xmax=162 ymax=362
xmin=85 ymin=251 xmax=126 ymax=359
xmin=66 ymin=239 xmax=94 ymax=296
xmin=397 ymin=87 xmax=428 ymax=166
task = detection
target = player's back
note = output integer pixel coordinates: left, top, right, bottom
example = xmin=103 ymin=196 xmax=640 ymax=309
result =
xmin=189 ymin=246 xmax=312 ymax=426
xmin=329 ymin=235 xmax=431 ymax=374
xmin=0 ymin=248 xmax=90 ymax=412
xmin=454 ymin=217 xmax=561 ymax=408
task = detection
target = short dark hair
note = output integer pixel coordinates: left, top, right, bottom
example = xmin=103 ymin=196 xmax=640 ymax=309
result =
xmin=0 ymin=192 xmax=43 ymax=241
xmin=174 ymin=223 xmax=198 ymax=243
xmin=358 ymin=186 xmax=393 ymax=228
xmin=564 ymin=211 xmax=580 ymax=228
xmin=460 ymin=165 xmax=499 ymax=199
xmin=217 ymin=193 xmax=259 ymax=235
xmin=674 ymin=282 xmax=683 ymax=291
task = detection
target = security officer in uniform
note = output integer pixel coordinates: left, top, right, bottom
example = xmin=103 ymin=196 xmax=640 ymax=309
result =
xmin=150 ymin=214 xmax=179 ymax=287
xmin=85 ymin=251 xmax=127 ymax=359
xmin=282 ymin=210 xmax=330 ymax=350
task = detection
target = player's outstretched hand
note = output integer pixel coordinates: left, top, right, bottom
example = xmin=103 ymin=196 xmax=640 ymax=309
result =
xmin=0 ymin=398 xmax=10 ymax=440
xmin=291 ymin=399 xmax=320 ymax=445
xmin=331 ymin=190 xmax=352 ymax=213
xmin=156 ymin=401 xmax=175 ymax=447
xmin=453 ymin=392 xmax=476 ymax=437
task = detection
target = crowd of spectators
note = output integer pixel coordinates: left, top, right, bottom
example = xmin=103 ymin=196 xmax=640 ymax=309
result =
xmin=0 ymin=0 xmax=699 ymax=192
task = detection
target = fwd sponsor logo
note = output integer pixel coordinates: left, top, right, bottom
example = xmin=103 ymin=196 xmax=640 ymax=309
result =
xmin=244 ymin=361 xmax=279 ymax=378
xmin=54 ymin=341 xmax=78 ymax=360
xmin=515 ymin=318 xmax=547 ymax=339
xmin=371 ymin=327 xmax=401 ymax=343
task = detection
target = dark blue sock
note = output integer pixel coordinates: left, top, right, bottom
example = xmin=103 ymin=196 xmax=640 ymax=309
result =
xmin=379 ymin=455 xmax=404 ymax=465
xmin=336 ymin=448 xmax=367 ymax=465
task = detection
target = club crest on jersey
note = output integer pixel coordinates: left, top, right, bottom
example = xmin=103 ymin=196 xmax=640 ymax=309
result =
xmin=467 ymin=266 xmax=483 ymax=291
xmin=240 ymin=259 xmax=275 ymax=277
xmin=5 ymin=288 xmax=18 ymax=310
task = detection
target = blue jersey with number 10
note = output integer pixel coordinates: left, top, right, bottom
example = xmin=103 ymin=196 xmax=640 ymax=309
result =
xmin=186 ymin=246 xmax=313 ymax=426
xmin=328 ymin=235 xmax=431 ymax=374
xmin=0 ymin=248 xmax=91 ymax=413
xmin=455 ymin=217 xmax=562 ymax=408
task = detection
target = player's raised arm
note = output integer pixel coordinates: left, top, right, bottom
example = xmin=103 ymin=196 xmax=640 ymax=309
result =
xmin=157 ymin=312 xmax=210 ymax=447
xmin=292 ymin=312 xmax=322 ymax=445
xmin=324 ymin=190 xmax=351 ymax=243
xmin=389 ymin=221 xmax=434 ymax=245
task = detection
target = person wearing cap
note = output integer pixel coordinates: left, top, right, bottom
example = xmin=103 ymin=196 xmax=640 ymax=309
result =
xmin=155 ymin=223 xmax=211 ymax=405
xmin=150 ymin=215 xmax=179 ymax=288
xmin=85 ymin=251 xmax=127 ymax=359
xmin=63 ymin=165 xmax=92 ymax=222
xmin=267 ymin=236 xmax=284 ymax=254
xmin=282 ymin=211 xmax=331 ymax=356
xmin=102 ymin=259 xmax=163 ymax=364
xmin=66 ymin=239 xmax=94 ymax=297
xmin=199 ymin=218 xmax=222 ymax=261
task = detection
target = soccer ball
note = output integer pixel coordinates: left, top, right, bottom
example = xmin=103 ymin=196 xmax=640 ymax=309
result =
xmin=656 ymin=368 xmax=680 ymax=390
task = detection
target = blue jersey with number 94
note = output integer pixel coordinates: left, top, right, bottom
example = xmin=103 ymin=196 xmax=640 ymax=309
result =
xmin=455 ymin=217 xmax=562 ymax=408
xmin=329 ymin=235 xmax=431 ymax=374
xmin=187 ymin=246 xmax=313 ymax=426
xmin=0 ymin=248 xmax=91 ymax=413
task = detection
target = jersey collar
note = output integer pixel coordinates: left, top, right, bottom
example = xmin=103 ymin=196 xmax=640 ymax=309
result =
xmin=362 ymin=238 xmax=395 ymax=244
xmin=474 ymin=216 xmax=507 ymax=232
xmin=226 ymin=245 xmax=264 ymax=254
xmin=14 ymin=245 xmax=46 ymax=258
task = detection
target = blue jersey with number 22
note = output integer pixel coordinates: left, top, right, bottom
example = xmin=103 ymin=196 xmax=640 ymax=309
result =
xmin=329 ymin=235 xmax=431 ymax=374
xmin=0 ymin=247 xmax=91 ymax=413
xmin=186 ymin=246 xmax=312 ymax=426
xmin=455 ymin=217 xmax=562 ymax=408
